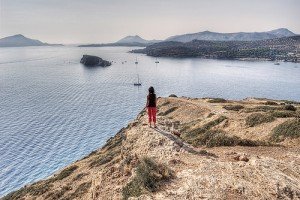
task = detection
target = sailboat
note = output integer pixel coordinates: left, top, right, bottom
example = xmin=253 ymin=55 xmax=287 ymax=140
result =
xmin=134 ymin=57 xmax=142 ymax=86
xmin=134 ymin=74 xmax=142 ymax=86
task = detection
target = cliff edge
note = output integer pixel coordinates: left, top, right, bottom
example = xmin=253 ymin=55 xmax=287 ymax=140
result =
xmin=3 ymin=97 xmax=300 ymax=200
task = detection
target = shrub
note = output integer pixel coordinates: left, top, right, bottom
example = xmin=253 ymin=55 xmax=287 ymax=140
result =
xmin=271 ymin=119 xmax=300 ymax=142
xmin=3 ymin=181 xmax=54 ymax=200
xmin=244 ymin=106 xmax=277 ymax=113
xmin=264 ymin=101 xmax=278 ymax=105
xmin=159 ymin=107 xmax=178 ymax=116
xmin=122 ymin=178 xmax=143 ymax=200
xmin=122 ymin=157 xmax=174 ymax=200
xmin=179 ymin=119 xmax=203 ymax=133
xmin=284 ymin=100 xmax=300 ymax=105
xmin=89 ymin=149 xmax=120 ymax=168
xmin=65 ymin=181 xmax=92 ymax=199
xmin=192 ymin=130 xmax=264 ymax=147
xmin=181 ymin=116 xmax=227 ymax=143
xmin=207 ymin=98 xmax=227 ymax=103
xmin=73 ymin=173 xmax=89 ymax=181
xmin=159 ymin=101 xmax=170 ymax=107
xmin=169 ymin=94 xmax=177 ymax=97
xmin=102 ymin=132 xmax=124 ymax=151
xmin=50 ymin=165 xmax=78 ymax=182
xmin=223 ymin=105 xmax=244 ymax=111
xmin=45 ymin=185 xmax=72 ymax=199
xmin=245 ymin=113 xmax=275 ymax=127
xmin=270 ymin=111 xmax=296 ymax=118
xmin=283 ymin=104 xmax=297 ymax=111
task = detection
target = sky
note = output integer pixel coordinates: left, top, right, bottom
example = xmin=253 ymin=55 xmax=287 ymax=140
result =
xmin=0 ymin=0 xmax=299 ymax=44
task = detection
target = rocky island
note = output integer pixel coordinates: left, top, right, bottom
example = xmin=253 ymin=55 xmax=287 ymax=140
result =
xmin=80 ymin=55 xmax=111 ymax=67
xmin=3 ymin=97 xmax=300 ymax=200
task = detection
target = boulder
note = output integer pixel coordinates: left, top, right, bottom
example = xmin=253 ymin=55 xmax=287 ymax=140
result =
xmin=80 ymin=55 xmax=111 ymax=67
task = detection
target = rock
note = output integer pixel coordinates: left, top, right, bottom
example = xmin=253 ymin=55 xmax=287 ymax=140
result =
xmin=168 ymin=159 xmax=184 ymax=165
xmin=239 ymin=155 xmax=249 ymax=162
xmin=233 ymin=155 xmax=240 ymax=161
xmin=169 ymin=94 xmax=178 ymax=97
xmin=233 ymin=154 xmax=249 ymax=162
xmin=171 ymin=130 xmax=181 ymax=137
xmin=80 ymin=55 xmax=111 ymax=67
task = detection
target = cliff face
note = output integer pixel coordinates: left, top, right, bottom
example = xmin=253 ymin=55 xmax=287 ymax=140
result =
xmin=3 ymin=97 xmax=300 ymax=200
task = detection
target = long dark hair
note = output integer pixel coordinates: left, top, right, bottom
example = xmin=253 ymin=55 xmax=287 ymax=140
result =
xmin=148 ymin=86 xmax=155 ymax=94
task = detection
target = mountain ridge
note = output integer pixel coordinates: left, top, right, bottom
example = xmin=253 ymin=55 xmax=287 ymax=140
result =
xmin=116 ymin=35 xmax=161 ymax=44
xmin=0 ymin=34 xmax=63 ymax=47
xmin=166 ymin=28 xmax=297 ymax=42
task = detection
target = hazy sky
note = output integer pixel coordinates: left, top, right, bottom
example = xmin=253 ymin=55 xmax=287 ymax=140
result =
xmin=0 ymin=0 xmax=299 ymax=44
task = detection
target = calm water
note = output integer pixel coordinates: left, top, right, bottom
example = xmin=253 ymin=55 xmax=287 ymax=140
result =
xmin=0 ymin=46 xmax=299 ymax=196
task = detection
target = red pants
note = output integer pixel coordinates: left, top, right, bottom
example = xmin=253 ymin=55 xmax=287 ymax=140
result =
xmin=147 ymin=107 xmax=157 ymax=123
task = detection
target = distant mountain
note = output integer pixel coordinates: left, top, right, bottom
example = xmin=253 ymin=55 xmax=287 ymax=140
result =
xmin=166 ymin=28 xmax=297 ymax=42
xmin=116 ymin=35 xmax=148 ymax=44
xmin=78 ymin=35 xmax=161 ymax=47
xmin=116 ymin=35 xmax=161 ymax=44
xmin=0 ymin=34 xmax=62 ymax=47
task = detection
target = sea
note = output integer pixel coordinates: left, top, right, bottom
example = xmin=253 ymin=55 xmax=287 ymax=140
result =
xmin=0 ymin=46 xmax=299 ymax=196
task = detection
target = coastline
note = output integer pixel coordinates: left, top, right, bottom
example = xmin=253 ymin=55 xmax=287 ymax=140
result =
xmin=3 ymin=97 xmax=300 ymax=200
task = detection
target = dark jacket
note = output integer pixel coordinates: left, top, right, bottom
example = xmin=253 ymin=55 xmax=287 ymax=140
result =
xmin=147 ymin=93 xmax=156 ymax=107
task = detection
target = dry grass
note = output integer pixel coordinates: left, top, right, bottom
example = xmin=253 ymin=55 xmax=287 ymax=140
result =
xmin=283 ymin=104 xmax=297 ymax=111
xmin=2 ymin=181 xmax=54 ymax=200
xmin=73 ymin=173 xmax=89 ymax=181
xmin=271 ymin=119 xmax=300 ymax=142
xmin=207 ymin=98 xmax=227 ymax=103
xmin=89 ymin=149 xmax=120 ymax=168
xmin=45 ymin=185 xmax=72 ymax=200
xmin=63 ymin=181 xmax=92 ymax=199
xmin=245 ymin=113 xmax=275 ymax=127
xmin=190 ymin=129 xmax=266 ymax=147
xmin=159 ymin=107 xmax=178 ymax=116
xmin=223 ymin=105 xmax=244 ymax=111
xmin=50 ymin=165 xmax=78 ymax=182
xmin=264 ymin=101 xmax=278 ymax=105
xmin=270 ymin=111 xmax=297 ymax=118
xmin=244 ymin=106 xmax=277 ymax=113
xmin=181 ymin=116 xmax=227 ymax=143
xmin=122 ymin=157 xmax=174 ymax=200
xmin=2 ymin=165 xmax=78 ymax=200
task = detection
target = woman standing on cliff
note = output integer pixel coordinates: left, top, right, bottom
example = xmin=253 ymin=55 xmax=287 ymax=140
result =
xmin=146 ymin=86 xmax=157 ymax=128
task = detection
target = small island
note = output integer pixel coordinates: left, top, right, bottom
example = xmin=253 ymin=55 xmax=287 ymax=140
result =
xmin=80 ymin=55 xmax=111 ymax=67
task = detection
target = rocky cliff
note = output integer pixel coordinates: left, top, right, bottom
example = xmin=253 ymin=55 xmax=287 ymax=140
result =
xmin=3 ymin=97 xmax=300 ymax=200
xmin=80 ymin=55 xmax=111 ymax=67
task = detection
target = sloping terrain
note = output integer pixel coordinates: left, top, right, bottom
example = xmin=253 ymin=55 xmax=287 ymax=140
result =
xmin=3 ymin=97 xmax=300 ymax=200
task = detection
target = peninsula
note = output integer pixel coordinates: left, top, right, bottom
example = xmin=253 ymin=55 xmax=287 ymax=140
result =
xmin=3 ymin=97 xmax=300 ymax=200
xmin=132 ymin=36 xmax=300 ymax=63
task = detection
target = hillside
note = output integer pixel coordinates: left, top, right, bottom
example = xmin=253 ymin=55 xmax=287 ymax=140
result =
xmin=132 ymin=36 xmax=300 ymax=62
xmin=116 ymin=35 xmax=161 ymax=44
xmin=0 ymin=34 xmax=62 ymax=47
xmin=3 ymin=97 xmax=300 ymax=200
xmin=78 ymin=35 xmax=161 ymax=47
xmin=166 ymin=28 xmax=296 ymax=42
